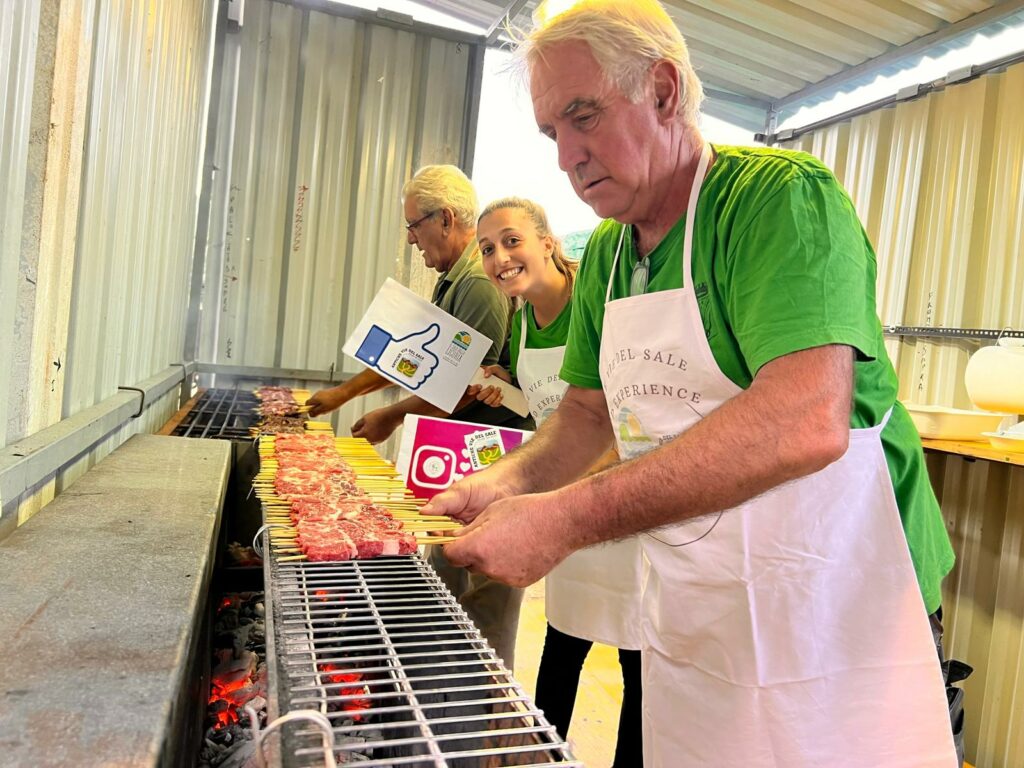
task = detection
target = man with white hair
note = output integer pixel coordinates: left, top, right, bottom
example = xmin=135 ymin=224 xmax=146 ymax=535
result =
xmin=309 ymin=164 xmax=528 ymax=666
xmin=308 ymin=164 xmax=526 ymax=438
xmin=424 ymin=1 xmax=958 ymax=765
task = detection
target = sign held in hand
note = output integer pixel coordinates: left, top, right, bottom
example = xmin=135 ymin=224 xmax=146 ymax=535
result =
xmin=343 ymin=279 xmax=491 ymax=413
xmin=395 ymin=415 xmax=533 ymax=499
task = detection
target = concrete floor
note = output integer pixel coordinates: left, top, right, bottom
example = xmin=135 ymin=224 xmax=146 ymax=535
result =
xmin=513 ymin=581 xmax=622 ymax=768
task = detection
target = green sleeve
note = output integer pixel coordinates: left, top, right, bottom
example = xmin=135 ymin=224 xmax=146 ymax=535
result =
xmin=448 ymin=275 xmax=511 ymax=367
xmin=559 ymin=224 xmax=612 ymax=389
xmin=724 ymin=173 xmax=881 ymax=375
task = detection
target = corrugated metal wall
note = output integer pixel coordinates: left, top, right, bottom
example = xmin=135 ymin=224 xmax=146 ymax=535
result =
xmin=0 ymin=0 xmax=42 ymax=450
xmin=59 ymin=0 xmax=218 ymax=489
xmin=196 ymin=0 xmax=480 ymax=451
xmin=0 ymin=0 xmax=218 ymax=525
xmin=782 ymin=63 xmax=1024 ymax=767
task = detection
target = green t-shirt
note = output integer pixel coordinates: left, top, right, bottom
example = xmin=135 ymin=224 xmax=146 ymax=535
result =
xmin=508 ymin=301 xmax=573 ymax=380
xmin=561 ymin=144 xmax=954 ymax=613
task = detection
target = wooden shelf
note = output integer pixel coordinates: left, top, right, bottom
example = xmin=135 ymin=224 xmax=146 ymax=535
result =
xmin=921 ymin=438 xmax=1024 ymax=467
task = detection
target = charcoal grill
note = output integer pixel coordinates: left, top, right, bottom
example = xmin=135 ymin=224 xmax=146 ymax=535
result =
xmin=261 ymin=549 xmax=582 ymax=767
xmin=173 ymin=387 xmax=261 ymax=439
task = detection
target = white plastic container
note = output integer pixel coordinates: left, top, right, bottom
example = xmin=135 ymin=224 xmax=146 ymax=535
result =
xmin=983 ymin=432 xmax=1024 ymax=453
xmin=965 ymin=338 xmax=1024 ymax=413
xmin=903 ymin=403 xmax=1004 ymax=441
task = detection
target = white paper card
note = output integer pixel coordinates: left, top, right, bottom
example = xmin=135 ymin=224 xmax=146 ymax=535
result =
xmin=342 ymin=278 xmax=492 ymax=413
xmin=468 ymin=368 xmax=530 ymax=417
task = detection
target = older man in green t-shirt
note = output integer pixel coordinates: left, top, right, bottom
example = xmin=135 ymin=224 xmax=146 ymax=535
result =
xmin=423 ymin=2 xmax=958 ymax=766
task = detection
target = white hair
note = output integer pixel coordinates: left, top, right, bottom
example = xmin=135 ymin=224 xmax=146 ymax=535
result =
xmin=519 ymin=0 xmax=704 ymax=126
xmin=401 ymin=165 xmax=479 ymax=229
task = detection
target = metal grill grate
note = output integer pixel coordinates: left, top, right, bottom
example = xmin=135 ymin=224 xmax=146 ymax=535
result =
xmin=266 ymin=554 xmax=581 ymax=767
xmin=172 ymin=387 xmax=260 ymax=439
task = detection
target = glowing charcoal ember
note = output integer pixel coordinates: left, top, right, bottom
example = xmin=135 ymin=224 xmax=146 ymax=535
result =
xmin=204 ymin=593 xmax=267 ymax=744
xmin=318 ymin=663 xmax=372 ymax=720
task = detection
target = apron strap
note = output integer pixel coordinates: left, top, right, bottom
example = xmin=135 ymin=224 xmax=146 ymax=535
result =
xmin=606 ymin=225 xmax=628 ymax=303
xmin=681 ymin=143 xmax=712 ymax=280
xmin=880 ymin=405 xmax=894 ymax=431
xmin=605 ymin=144 xmax=712 ymax=305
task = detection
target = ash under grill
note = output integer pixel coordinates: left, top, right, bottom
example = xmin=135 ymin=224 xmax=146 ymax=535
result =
xmin=173 ymin=387 xmax=261 ymax=439
xmin=265 ymin=554 xmax=581 ymax=767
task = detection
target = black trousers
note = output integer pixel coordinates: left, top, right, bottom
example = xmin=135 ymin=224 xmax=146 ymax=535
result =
xmin=930 ymin=608 xmax=966 ymax=768
xmin=534 ymin=622 xmax=642 ymax=768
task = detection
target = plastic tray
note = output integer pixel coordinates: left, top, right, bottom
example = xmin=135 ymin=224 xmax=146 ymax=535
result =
xmin=903 ymin=404 xmax=1004 ymax=441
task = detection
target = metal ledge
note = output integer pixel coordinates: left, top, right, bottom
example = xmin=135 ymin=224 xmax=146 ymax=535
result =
xmin=196 ymin=362 xmax=342 ymax=382
xmin=0 ymin=363 xmax=196 ymax=505
xmin=882 ymin=325 xmax=1024 ymax=341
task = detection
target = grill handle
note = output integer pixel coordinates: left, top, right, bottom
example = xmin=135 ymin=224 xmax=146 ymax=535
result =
xmin=252 ymin=523 xmax=293 ymax=559
xmin=247 ymin=705 xmax=337 ymax=768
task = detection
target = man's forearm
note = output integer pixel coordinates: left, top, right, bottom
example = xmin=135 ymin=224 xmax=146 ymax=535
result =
xmin=385 ymin=394 xmax=451 ymax=421
xmin=557 ymin=345 xmax=854 ymax=550
xmin=332 ymin=369 xmax=394 ymax=401
xmin=497 ymin=389 xmax=613 ymax=495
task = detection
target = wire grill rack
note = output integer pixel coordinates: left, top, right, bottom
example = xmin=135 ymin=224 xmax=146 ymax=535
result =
xmin=265 ymin=554 xmax=581 ymax=767
xmin=172 ymin=387 xmax=260 ymax=440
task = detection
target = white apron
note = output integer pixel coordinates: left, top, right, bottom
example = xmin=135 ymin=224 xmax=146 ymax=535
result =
xmin=516 ymin=308 xmax=645 ymax=650
xmin=598 ymin=144 xmax=955 ymax=767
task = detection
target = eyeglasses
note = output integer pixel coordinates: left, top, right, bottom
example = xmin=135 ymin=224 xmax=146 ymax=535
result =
xmin=405 ymin=210 xmax=437 ymax=232
xmin=630 ymin=255 xmax=649 ymax=297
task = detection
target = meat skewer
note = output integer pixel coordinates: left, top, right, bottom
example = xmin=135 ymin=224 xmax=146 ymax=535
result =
xmin=253 ymin=429 xmax=458 ymax=563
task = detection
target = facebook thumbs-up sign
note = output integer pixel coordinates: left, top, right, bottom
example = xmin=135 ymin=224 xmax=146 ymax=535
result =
xmin=355 ymin=323 xmax=441 ymax=390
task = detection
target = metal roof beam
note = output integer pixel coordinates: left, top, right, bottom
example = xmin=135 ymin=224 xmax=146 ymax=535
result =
xmin=704 ymin=88 xmax=773 ymax=110
xmin=276 ymin=0 xmax=486 ymax=45
xmin=774 ymin=0 xmax=1024 ymax=109
xmin=760 ymin=47 xmax=1024 ymax=143
xmin=486 ymin=0 xmax=532 ymax=44
xmin=687 ymin=38 xmax=810 ymax=93
xmin=667 ymin=3 xmax=844 ymax=82
xmin=699 ymin=71 xmax=778 ymax=102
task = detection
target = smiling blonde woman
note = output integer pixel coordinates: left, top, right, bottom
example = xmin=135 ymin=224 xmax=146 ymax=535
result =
xmin=473 ymin=197 xmax=645 ymax=765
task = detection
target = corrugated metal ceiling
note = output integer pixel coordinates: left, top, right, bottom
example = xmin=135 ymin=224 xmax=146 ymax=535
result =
xmin=412 ymin=0 xmax=1024 ymax=130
